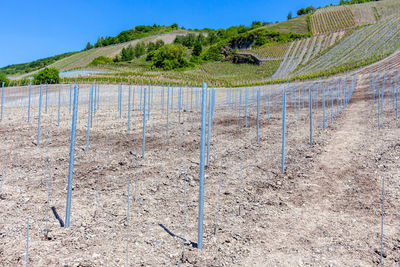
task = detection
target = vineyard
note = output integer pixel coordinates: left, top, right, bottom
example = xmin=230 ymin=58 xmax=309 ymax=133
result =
xmin=310 ymin=6 xmax=355 ymax=35
xmin=271 ymin=30 xmax=346 ymax=79
xmin=2 ymin=1 xmax=400 ymax=265
xmin=294 ymin=14 xmax=400 ymax=77
xmin=1 ymin=61 xmax=400 ymax=265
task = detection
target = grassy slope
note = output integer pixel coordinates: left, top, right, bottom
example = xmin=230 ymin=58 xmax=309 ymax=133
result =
xmin=257 ymin=16 xmax=309 ymax=35
xmin=15 ymin=31 xmax=188 ymax=79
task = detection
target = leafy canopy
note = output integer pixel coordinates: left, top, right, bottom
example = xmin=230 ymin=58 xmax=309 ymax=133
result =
xmin=151 ymin=44 xmax=190 ymax=70
xmin=90 ymin=56 xmax=113 ymax=65
xmin=33 ymin=67 xmax=60 ymax=84
xmin=0 ymin=73 xmax=9 ymax=85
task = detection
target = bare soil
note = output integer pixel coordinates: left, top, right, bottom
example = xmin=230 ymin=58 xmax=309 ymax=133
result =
xmin=0 ymin=74 xmax=399 ymax=266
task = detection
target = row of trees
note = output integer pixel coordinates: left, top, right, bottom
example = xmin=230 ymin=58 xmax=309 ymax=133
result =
xmin=297 ymin=6 xmax=316 ymax=16
xmin=84 ymin=24 xmax=179 ymax=50
xmin=113 ymin=40 xmax=165 ymax=62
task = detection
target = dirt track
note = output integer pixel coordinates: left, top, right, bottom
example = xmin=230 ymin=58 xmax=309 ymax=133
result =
xmin=0 ymin=73 xmax=399 ymax=266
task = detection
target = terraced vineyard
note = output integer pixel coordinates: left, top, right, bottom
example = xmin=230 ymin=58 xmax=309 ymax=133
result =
xmin=294 ymin=15 xmax=400 ymax=77
xmin=183 ymin=60 xmax=282 ymax=85
xmin=241 ymin=42 xmax=291 ymax=59
xmin=310 ymin=6 xmax=355 ymax=35
xmin=271 ymin=31 xmax=346 ymax=79
xmin=350 ymin=3 xmax=376 ymax=25
xmin=370 ymin=0 xmax=400 ymax=20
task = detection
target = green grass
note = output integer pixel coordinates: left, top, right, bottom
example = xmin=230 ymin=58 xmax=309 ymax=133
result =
xmin=257 ymin=16 xmax=309 ymax=35
xmin=242 ymin=42 xmax=291 ymax=58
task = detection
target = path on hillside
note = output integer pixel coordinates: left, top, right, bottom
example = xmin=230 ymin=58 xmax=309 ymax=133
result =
xmin=242 ymin=75 xmax=399 ymax=266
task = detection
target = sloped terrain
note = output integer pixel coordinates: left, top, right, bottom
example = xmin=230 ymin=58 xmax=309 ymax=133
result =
xmin=294 ymin=15 xmax=400 ymax=77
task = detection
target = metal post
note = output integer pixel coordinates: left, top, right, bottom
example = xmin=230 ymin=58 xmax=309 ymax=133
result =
xmin=57 ymin=85 xmax=61 ymax=126
xmin=28 ymin=82 xmax=32 ymax=122
xmin=206 ymin=88 xmax=212 ymax=166
xmin=309 ymin=88 xmax=313 ymax=147
xmin=142 ymin=87 xmax=147 ymax=158
xmin=198 ymin=83 xmax=207 ymax=250
xmin=128 ymin=86 xmax=131 ymax=131
xmin=37 ymin=84 xmax=43 ymax=146
xmin=245 ymin=88 xmax=248 ymax=127
xmin=166 ymin=86 xmax=170 ymax=138
xmin=323 ymin=86 xmax=325 ymax=130
xmin=45 ymin=82 xmax=48 ymax=113
xmin=1 ymin=82 xmax=4 ymax=121
xmin=69 ymin=84 xmax=72 ymax=114
xmin=86 ymin=86 xmax=92 ymax=151
xmin=65 ymin=85 xmax=79 ymax=228
xmin=257 ymin=89 xmax=260 ymax=144
xmin=281 ymin=89 xmax=286 ymax=172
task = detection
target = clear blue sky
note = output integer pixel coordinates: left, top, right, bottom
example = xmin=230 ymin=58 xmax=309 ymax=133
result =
xmin=1 ymin=0 xmax=339 ymax=68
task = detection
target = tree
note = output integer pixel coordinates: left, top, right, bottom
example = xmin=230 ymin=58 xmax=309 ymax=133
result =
xmin=287 ymin=12 xmax=292 ymax=20
xmin=192 ymin=41 xmax=202 ymax=56
xmin=121 ymin=45 xmax=134 ymax=61
xmin=133 ymin=42 xmax=146 ymax=58
xmin=89 ymin=56 xmax=113 ymax=65
xmin=151 ymin=44 xmax=189 ymax=70
xmin=297 ymin=8 xmax=306 ymax=16
xmin=251 ymin=21 xmax=262 ymax=29
xmin=85 ymin=42 xmax=93 ymax=50
xmin=0 ymin=73 xmax=9 ymax=85
xmin=196 ymin=33 xmax=205 ymax=44
xmin=33 ymin=67 xmax=60 ymax=84
xmin=305 ymin=6 xmax=315 ymax=14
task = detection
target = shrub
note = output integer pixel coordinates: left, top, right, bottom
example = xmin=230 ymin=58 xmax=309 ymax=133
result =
xmin=89 ymin=56 xmax=113 ymax=65
xmin=192 ymin=41 xmax=203 ymax=56
xmin=133 ymin=42 xmax=146 ymax=58
xmin=151 ymin=44 xmax=190 ymax=70
xmin=33 ymin=67 xmax=60 ymax=84
xmin=0 ymin=73 xmax=9 ymax=85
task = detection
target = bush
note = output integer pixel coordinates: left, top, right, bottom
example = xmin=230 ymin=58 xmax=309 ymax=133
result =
xmin=147 ymin=40 xmax=165 ymax=53
xmin=33 ymin=67 xmax=60 ymax=84
xmin=201 ymin=41 xmax=225 ymax=61
xmin=151 ymin=44 xmax=190 ymax=70
xmin=192 ymin=41 xmax=202 ymax=56
xmin=90 ymin=56 xmax=113 ymax=65
xmin=133 ymin=42 xmax=146 ymax=58
xmin=0 ymin=73 xmax=9 ymax=85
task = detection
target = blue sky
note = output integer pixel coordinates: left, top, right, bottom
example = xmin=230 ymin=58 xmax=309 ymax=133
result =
xmin=1 ymin=0 xmax=338 ymax=68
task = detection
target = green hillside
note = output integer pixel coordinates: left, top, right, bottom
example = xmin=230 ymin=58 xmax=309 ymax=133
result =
xmin=3 ymin=0 xmax=400 ymax=87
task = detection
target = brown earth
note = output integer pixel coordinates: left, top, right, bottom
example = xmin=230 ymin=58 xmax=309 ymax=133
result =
xmin=0 ymin=73 xmax=399 ymax=266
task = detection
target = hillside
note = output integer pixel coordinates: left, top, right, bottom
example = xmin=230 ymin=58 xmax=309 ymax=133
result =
xmin=48 ymin=31 xmax=188 ymax=71
xmin=4 ymin=0 xmax=400 ymax=86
